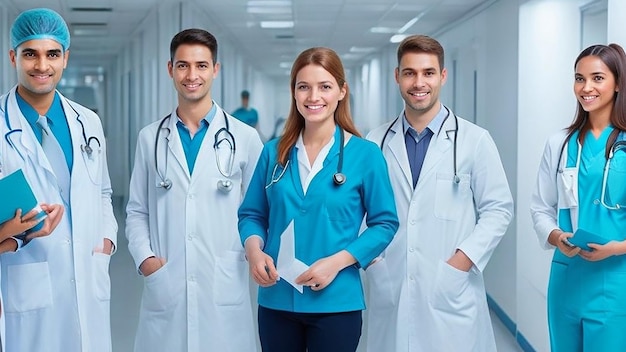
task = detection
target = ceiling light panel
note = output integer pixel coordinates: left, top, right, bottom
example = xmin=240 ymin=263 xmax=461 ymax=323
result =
xmin=261 ymin=21 xmax=294 ymax=29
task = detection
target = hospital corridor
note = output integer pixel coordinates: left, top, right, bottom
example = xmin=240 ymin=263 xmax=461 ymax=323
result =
xmin=2 ymin=0 xmax=626 ymax=351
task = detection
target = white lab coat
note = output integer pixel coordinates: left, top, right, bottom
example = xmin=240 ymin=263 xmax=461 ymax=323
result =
xmin=126 ymin=104 xmax=263 ymax=352
xmin=0 ymin=87 xmax=117 ymax=352
xmin=364 ymin=109 xmax=514 ymax=352
xmin=530 ymin=130 xmax=576 ymax=248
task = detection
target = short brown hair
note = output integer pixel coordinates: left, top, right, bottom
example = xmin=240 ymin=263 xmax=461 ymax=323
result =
xmin=397 ymin=35 xmax=444 ymax=71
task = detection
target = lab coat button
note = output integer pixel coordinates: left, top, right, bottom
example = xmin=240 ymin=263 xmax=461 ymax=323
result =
xmin=409 ymin=248 xmax=415 ymax=253
xmin=188 ymin=194 xmax=195 ymax=199
xmin=410 ymin=220 xmax=416 ymax=225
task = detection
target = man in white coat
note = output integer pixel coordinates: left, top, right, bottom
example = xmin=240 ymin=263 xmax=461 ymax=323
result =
xmin=126 ymin=28 xmax=263 ymax=352
xmin=0 ymin=8 xmax=117 ymax=352
xmin=365 ymin=35 xmax=514 ymax=352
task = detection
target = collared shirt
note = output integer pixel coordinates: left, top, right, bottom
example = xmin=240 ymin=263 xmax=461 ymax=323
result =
xmin=16 ymin=91 xmax=73 ymax=170
xmin=402 ymin=103 xmax=448 ymax=142
xmin=295 ymin=132 xmax=334 ymax=194
xmin=402 ymin=104 xmax=448 ymax=187
xmin=175 ymin=103 xmax=217 ymax=175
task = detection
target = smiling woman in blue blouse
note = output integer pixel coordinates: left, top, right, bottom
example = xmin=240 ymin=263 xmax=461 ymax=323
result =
xmin=238 ymin=47 xmax=399 ymax=352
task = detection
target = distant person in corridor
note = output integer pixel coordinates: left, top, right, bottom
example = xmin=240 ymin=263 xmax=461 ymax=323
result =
xmin=232 ymin=90 xmax=259 ymax=128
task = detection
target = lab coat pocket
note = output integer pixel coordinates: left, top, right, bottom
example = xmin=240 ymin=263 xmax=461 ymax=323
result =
xmin=557 ymin=167 xmax=578 ymax=208
xmin=93 ymin=252 xmax=111 ymax=301
xmin=214 ymin=250 xmax=247 ymax=306
xmin=365 ymin=258 xmax=395 ymax=311
xmin=142 ymin=261 xmax=174 ymax=312
xmin=434 ymin=173 xmax=471 ymax=220
xmin=430 ymin=261 xmax=478 ymax=350
xmin=430 ymin=260 xmax=476 ymax=317
xmin=5 ymin=262 xmax=53 ymax=313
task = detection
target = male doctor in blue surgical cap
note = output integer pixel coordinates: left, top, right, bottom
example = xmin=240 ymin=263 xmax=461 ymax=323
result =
xmin=0 ymin=8 xmax=117 ymax=352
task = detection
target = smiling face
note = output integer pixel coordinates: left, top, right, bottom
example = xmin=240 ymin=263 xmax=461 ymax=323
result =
xmin=10 ymin=38 xmax=68 ymax=101
xmin=574 ymin=55 xmax=618 ymax=119
xmin=168 ymin=43 xmax=219 ymax=104
xmin=395 ymin=51 xmax=447 ymax=121
xmin=293 ymin=64 xmax=346 ymax=128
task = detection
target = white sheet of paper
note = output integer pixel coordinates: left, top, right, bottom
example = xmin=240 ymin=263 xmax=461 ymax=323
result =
xmin=276 ymin=220 xmax=309 ymax=294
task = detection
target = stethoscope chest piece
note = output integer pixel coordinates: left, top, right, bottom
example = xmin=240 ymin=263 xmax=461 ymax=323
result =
xmin=81 ymin=144 xmax=93 ymax=156
xmin=159 ymin=179 xmax=172 ymax=190
xmin=217 ymin=179 xmax=233 ymax=193
xmin=333 ymin=172 xmax=346 ymax=185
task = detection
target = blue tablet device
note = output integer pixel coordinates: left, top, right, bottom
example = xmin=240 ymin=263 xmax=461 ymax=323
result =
xmin=568 ymin=229 xmax=608 ymax=251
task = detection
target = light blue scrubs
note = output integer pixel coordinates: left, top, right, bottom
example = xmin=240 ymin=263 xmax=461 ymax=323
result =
xmin=549 ymin=126 xmax=626 ymax=351
xmin=16 ymin=91 xmax=73 ymax=170
xmin=238 ymin=126 xmax=399 ymax=313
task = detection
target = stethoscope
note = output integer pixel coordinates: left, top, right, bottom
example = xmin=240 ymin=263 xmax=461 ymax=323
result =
xmin=265 ymin=126 xmax=346 ymax=189
xmin=2 ymin=91 xmax=101 ymax=160
xmin=155 ymin=110 xmax=235 ymax=193
xmin=557 ymin=132 xmax=626 ymax=210
xmin=379 ymin=106 xmax=460 ymax=184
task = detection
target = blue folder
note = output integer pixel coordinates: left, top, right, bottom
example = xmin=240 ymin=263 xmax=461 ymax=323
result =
xmin=0 ymin=169 xmax=44 ymax=225
xmin=568 ymin=228 xmax=608 ymax=251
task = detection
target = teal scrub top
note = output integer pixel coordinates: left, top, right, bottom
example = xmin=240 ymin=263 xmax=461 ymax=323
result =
xmin=557 ymin=127 xmax=626 ymax=262
xmin=238 ymin=126 xmax=399 ymax=313
xmin=231 ymin=107 xmax=258 ymax=127
xmin=175 ymin=103 xmax=216 ymax=175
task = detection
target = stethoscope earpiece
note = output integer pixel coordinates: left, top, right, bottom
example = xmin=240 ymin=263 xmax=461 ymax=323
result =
xmin=333 ymin=172 xmax=346 ymax=185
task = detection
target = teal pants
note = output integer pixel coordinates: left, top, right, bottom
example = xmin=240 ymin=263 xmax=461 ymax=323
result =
xmin=548 ymin=253 xmax=626 ymax=352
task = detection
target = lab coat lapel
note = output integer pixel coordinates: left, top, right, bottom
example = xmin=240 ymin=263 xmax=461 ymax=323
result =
xmin=386 ymin=118 xmax=413 ymax=188
xmin=416 ymin=112 xmax=454 ymax=189
xmin=166 ymin=111 xmax=191 ymax=180
xmin=189 ymin=110 xmax=220 ymax=187
xmin=7 ymin=88 xmax=55 ymax=176
xmin=61 ymin=94 xmax=81 ymax=178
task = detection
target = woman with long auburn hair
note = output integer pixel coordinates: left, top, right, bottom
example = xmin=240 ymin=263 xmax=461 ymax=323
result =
xmin=238 ymin=47 xmax=399 ymax=351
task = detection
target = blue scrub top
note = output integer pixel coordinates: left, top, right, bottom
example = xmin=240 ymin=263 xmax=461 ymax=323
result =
xmin=231 ymin=107 xmax=258 ymax=127
xmin=557 ymin=126 xmax=626 ymax=262
xmin=239 ymin=126 xmax=399 ymax=313
xmin=175 ymin=103 xmax=216 ymax=175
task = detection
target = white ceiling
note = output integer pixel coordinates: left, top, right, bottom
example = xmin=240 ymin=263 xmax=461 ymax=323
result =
xmin=4 ymin=0 xmax=495 ymax=78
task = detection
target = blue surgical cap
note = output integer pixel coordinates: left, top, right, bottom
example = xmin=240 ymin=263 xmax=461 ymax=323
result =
xmin=11 ymin=8 xmax=70 ymax=51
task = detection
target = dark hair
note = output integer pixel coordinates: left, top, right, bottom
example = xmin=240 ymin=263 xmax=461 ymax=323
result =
xmin=241 ymin=90 xmax=250 ymax=98
xmin=170 ymin=28 xmax=218 ymax=64
xmin=397 ymin=35 xmax=444 ymax=70
xmin=277 ymin=47 xmax=361 ymax=165
xmin=566 ymin=43 xmax=626 ymax=156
